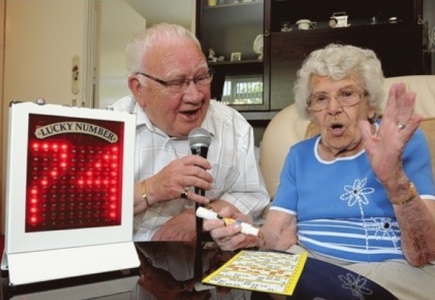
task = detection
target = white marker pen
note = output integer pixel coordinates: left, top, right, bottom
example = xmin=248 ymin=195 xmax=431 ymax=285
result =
xmin=196 ymin=206 xmax=259 ymax=236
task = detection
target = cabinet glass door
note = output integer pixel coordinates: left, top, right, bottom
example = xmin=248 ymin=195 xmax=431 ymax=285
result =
xmin=197 ymin=0 xmax=266 ymax=112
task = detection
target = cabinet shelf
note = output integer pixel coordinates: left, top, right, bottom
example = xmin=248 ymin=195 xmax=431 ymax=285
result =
xmin=197 ymin=0 xmax=426 ymax=117
xmin=274 ymin=21 xmax=409 ymax=34
xmin=274 ymin=22 xmax=409 ymax=35
xmin=204 ymin=1 xmax=263 ymax=9
xmin=209 ymin=59 xmax=262 ymax=66
xmin=270 ymin=0 xmax=416 ymax=31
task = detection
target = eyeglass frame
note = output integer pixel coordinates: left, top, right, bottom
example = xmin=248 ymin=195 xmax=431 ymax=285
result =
xmin=135 ymin=69 xmax=215 ymax=93
xmin=306 ymin=88 xmax=369 ymax=112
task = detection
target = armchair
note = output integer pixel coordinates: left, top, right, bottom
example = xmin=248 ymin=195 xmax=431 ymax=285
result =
xmin=259 ymin=75 xmax=435 ymax=198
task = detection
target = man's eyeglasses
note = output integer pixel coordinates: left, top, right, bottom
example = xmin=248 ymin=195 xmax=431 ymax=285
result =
xmin=135 ymin=69 xmax=214 ymax=93
xmin=307 ymin=89 xmax=368 ymax=112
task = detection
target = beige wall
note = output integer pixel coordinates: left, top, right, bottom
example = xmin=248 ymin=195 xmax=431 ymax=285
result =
xmin=1 ymin=0 xmax=92 ymax=234
xmin=3 ymin=0 xmax=91 ymax=105
xmin=0 ymin=0 xmax=194 ymax=235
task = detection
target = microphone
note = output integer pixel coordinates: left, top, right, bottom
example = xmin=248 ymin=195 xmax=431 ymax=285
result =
xmin=188 ymin=128 xmax=211 ymax=164
xmin=187 ymin=127 xmax=211 ymax=280
xmin=188 ymin=127 xmax=211 ymax=197
xmin=188 ymin=128 xmax=212 ymax=197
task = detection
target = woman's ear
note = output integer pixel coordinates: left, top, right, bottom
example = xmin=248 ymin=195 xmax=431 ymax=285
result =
xmin=367 ymin=106 xmax=378 ymax=123
xmin=309 ymin=114 xmax=314 ymax=121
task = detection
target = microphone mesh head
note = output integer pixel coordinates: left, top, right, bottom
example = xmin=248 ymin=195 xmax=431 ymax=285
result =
xmin=188 ymin=128 xmax=211 ymax=148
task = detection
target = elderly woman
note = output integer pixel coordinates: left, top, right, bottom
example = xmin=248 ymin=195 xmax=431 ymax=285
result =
xmin=205 ymin=44 xmax=435 ymax=299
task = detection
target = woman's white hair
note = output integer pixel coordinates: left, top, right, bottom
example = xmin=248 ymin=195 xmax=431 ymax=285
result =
xmin=293 ymin=44 xmax=385 ymax=120
xmin=125 ymin=23 xmax=202 ymax=76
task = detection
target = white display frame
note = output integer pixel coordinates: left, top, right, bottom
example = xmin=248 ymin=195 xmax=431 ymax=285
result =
xmin=2 ymin=101 xmax=139 ymax=286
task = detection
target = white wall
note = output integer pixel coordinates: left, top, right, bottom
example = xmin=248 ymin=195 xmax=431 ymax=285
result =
xmin=96 ymin=0 xmax=196 ymax=109
xmin=124 ymin=0 xmax=194 ymax=30
xmin=96 ymin=0 xmax=146 ymax=109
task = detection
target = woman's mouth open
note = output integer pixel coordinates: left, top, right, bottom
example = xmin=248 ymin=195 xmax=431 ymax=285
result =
xmin=330 ymin=123 xmax=345 ymax=137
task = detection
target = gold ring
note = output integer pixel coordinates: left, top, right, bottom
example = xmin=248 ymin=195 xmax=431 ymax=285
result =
xmin=180 ymin=189 xmax=188 ymax=199
xmin=397 ymin=122 xmax=406 ymax=130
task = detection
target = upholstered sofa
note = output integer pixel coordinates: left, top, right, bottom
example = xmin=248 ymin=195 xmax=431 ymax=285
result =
xmin=259 ymin=75 xmax=435 ymax=199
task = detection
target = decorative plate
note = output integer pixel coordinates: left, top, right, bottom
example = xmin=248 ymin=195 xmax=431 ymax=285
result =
xmin=253 ymin=34 xmax=263 ymax=54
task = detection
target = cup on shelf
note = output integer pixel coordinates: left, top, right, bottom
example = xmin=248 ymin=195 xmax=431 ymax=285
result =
xmin=330 ymin=12 xmax=349 ymax=27
xmin=295 ymin=19 xmax=316 ymax=30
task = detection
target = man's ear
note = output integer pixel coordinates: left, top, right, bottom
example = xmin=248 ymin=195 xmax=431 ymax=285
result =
xmin=128 ymin=76 xmax=142 ymax=98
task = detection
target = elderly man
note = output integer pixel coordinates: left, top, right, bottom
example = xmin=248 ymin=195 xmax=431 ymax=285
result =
xmin=109 ymin=23 xmax=269 ymax=242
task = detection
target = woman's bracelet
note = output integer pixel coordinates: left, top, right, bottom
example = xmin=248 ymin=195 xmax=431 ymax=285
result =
xmin=389 ymin=182 xmax=417 ymax=205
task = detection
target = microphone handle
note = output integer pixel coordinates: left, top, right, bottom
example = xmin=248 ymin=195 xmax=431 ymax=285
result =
xmin=194 ymin=201 xmax=203 ymax=280
xmin=191 ymin=146 xmax=209 ymax=280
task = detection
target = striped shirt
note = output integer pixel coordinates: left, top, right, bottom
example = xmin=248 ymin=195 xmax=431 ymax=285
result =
xmin=270 ymin=127 xmax=435 ymax=262
xmin=109 ymin=96 xmax=269 ymax=241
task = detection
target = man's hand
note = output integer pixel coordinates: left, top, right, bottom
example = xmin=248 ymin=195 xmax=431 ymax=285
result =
xmin=152 ymin=209 xmax=197 ymax=245
xmin=203 ymin=207 xmax=258 ymax=251
xmin=147 ymin=155 xmax=213 ymax=206
xmin=134 ymin=155 xmax=214 ymax=215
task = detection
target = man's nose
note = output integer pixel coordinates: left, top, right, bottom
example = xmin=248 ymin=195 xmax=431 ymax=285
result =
xmin=183 ymin=80 xmax=203 ymax=100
